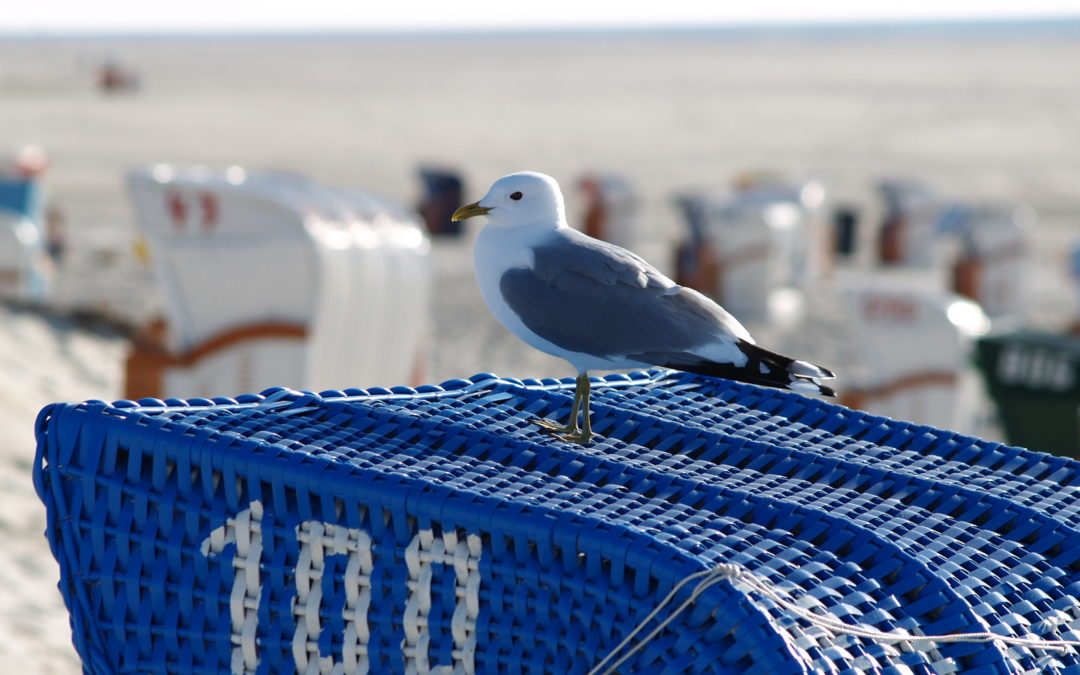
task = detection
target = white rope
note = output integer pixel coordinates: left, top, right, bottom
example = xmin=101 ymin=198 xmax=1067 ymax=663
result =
xmin=589 ymin=563 xmax=1080 ymax=675
xmin=588 ymin=566 xmax=736 ymax=675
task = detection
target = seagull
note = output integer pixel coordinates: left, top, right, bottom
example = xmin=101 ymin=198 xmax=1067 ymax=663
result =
xmin=452 ymin=171 xmax=835 ymax=444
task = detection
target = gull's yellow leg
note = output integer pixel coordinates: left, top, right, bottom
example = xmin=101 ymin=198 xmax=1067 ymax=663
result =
xmin=533 ymin=373 xmax=593 ymax=444
xmin=527 ymin=369 xmax=596 ymax=442
xmin=532 ymin=373 xmax=584 ymax=433
xmin=557 ymin=374 xmax=593 ymax=444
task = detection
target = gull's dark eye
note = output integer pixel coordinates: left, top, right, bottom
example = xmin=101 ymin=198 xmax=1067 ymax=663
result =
xmin=510 ymin=191 xmax=523 ymax=201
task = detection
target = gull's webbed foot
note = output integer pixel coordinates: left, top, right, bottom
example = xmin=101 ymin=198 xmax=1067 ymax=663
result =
xmin=530 ymin=418 xmax=593 ymax=444
xmin=531 ymin=374 xmax=594 ymax=444
xmin=531 ymin=417 xmax=573 ymax=434
xmin=554 ymin=428 xmax=593 ymax=445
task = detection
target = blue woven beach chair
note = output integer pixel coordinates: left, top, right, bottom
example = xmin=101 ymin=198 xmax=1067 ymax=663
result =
xmin=34 ymin=369 xmax=1080 ymax=674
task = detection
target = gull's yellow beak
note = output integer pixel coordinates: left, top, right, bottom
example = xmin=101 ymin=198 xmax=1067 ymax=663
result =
xmin=451 ymin=201 xmax=492 ymax=221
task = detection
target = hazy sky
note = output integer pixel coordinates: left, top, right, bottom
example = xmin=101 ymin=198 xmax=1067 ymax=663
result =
xmin=4 ymin=0 xmax=1080 ymax=33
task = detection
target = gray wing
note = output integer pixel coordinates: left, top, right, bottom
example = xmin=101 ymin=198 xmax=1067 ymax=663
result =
xmin=500 ymin=229 xmax=746 ymax=359
xmin=535 ymin=227 xmax=671 ymax=291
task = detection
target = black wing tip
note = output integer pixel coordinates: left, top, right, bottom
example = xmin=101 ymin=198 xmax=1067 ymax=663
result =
xmin=652 ymin=343 xmax=839 ymax=397
xmin=663 ymin=359 xmax=839 ymax=398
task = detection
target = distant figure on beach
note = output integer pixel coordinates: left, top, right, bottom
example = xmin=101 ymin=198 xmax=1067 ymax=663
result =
xmin=98 ymin=58 xmax=140 ymax=94
xmin=45 ymin=206 xmax=67 ymax=265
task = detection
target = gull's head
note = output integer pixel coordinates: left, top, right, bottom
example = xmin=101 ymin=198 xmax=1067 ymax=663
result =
xmin=452 ymin=171 xmax=566 ymax=229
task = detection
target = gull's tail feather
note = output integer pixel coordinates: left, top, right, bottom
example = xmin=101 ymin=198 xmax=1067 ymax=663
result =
xmin=660 ymin=342 xmax=837 ymax=397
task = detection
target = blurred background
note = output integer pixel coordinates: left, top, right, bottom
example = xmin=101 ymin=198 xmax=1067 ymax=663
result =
xmin=3 ymin=2 xmax=1080 ymax=670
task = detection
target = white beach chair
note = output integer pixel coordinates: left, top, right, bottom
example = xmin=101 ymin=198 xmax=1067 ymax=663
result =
xmin=950 ymin=205 xmax=1033 ymax=320
xmin=675 ymin=178 xmax=828 ymax=322
xmin=836 ymin=271 xmax=990 ymax=435
xmin=125 ymin=165 xmax=430 ymax=400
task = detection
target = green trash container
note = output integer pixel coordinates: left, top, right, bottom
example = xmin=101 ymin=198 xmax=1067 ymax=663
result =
xmin=975 ymin=330 xmax=1080 ymax=457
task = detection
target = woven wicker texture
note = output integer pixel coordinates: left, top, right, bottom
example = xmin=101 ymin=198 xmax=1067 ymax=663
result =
xmin=34 ymin=369 xmax=1080 ymax=674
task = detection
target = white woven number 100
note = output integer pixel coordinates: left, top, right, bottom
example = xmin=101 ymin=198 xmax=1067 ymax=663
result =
xmin=201 ymin=501 xmax=482 ymax=674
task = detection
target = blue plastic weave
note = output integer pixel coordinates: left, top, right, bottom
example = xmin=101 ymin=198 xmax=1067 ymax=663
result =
xmin=33 ymin=369 xmax=1080 ymax=674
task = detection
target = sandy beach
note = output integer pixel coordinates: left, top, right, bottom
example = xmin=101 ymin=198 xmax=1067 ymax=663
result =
xmin=2 ymin=25 xmax=1080 ymax=670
